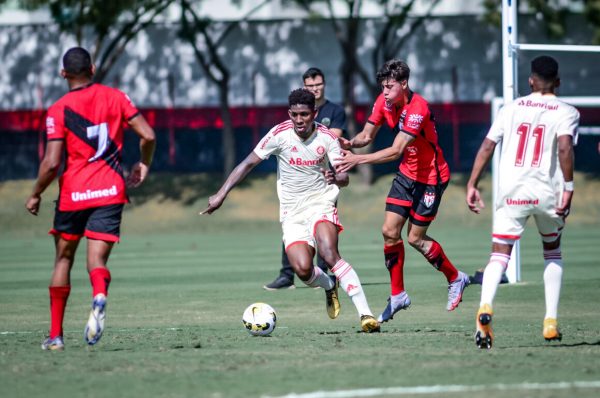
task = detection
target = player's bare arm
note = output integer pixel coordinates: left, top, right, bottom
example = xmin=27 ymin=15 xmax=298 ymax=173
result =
xmin=25 ymin=140 xmax=63 ymax=216
xmin=466 ymin=138 xmax=497 ymax=214
xmin=201 ymin=152 xmax=263 ymax=215
xmin=556 ymin=134 xmax=574 ymax=217
xmin=127 ymin=114 xmax=156 ymax=188
xmin=335 ymin=130 xmax=413 ymax=173
xmin=338 ymin=122 xmax=380 ymax=150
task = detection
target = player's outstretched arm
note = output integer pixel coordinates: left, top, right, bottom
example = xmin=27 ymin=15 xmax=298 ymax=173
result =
xmin=466 ymin=138 xmax=496 ymax=214
xmin=127 ymin=114 xmax=156 ymax=188
xmin=26 ymin=140 xmax=63 ymax=215
xmin=556 ymin=135 xmax=574 ymax=217
xmin=201 ymin=152 xmax=263 ymax=215
xmin=338 ymin=122 xmax=380 ymax=150
xmin=335 ymin=130 xmax=413 ymax=173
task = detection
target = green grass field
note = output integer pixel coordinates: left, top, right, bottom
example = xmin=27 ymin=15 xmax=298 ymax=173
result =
xmin=1 ymin=173 xmax=599 ymax=398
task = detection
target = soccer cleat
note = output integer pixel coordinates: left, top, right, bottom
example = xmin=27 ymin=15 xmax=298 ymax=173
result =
xmin=41 ymin=336 xmax=65 ymax=351
xmin=84 ymin=293 xmax=107 ymax=346
xmin=475 ymin=304 xmax=493 ymax=349
xmin=360 ymin=315 xmax=381 ymax=333
xmin=325 ymin=275 xmax=340 ymax=319
xmin=263 ymin=276 xmax=295 ymax=291
xmin=543 ymin=318 xmax=562 ymax=341
xmin=377 ymin=291 xmax=411 ymax=323
xmin=447 ymin=271 xmax=470 ymax=311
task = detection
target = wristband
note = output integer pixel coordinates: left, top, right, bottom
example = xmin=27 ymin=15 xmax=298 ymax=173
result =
xmin=564 ymin=181 xmax=574 ymax=192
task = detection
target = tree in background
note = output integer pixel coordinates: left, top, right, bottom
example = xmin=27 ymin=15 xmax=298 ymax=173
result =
xmin=178 ymin=0 xmax=269 ymax=177
xmin=8 ymin=0 xmax=173 ymax=83
xmin=292 ymin=0 xmax=441 ymax=184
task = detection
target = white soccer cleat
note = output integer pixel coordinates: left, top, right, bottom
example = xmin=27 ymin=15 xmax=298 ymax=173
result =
xmin=84 ymin=294 xmax=107 ymax=345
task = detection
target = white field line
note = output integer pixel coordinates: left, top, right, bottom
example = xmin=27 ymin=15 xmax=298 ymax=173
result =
xmin=1 ymin=326 xmax=290 ymax=335
xmin=264 ymin=381 xmax=600 ymax=398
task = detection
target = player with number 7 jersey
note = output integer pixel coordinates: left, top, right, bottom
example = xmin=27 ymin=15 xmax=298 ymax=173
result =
xmin=45 ymin=83 xmax=140 ymax=211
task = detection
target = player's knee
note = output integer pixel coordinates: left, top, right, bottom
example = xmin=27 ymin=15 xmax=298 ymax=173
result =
xmin=406 ymin=234 xmax=424 ymax=249
xmin=382 ymin=226 xmax=400 ymax=242
xmin=292 ymin=262 xmax=313 ymax=281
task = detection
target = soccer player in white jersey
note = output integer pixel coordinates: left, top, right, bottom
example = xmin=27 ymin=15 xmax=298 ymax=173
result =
xmin=202 ymin=88 xmax=380 ymax=333
xmin=466 ymin=55 xmax=579 ymax=349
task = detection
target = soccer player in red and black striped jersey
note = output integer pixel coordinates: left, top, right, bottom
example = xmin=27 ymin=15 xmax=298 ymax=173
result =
xmin=336 ymin=59 xmax=470 ymax=323
xmin=26 ymin=47 xmax=156 ymax=350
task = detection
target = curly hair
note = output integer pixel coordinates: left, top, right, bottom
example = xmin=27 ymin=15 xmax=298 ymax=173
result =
xmin=288 ymin=88 xmax=315 ymax=109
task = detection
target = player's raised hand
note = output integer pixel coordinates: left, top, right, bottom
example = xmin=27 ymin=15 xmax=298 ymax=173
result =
xmin=25 ymin=194 xmax=41 ymax=216
xmin=334 ymin=149 xmax=360 ymax=173
xmin=556 ymin=190 xmax=573 ymax=218
xmin=466 ymin=186 xmax=485 ymax=214
xmin=127 ymin=162 xmax=150 ymax=188
xmin=200 ymin=193 xmax=225 ymax=215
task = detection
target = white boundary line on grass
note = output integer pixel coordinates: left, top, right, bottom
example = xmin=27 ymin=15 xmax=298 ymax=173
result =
xmin=265 ymin=381 xmax=600 ymax=398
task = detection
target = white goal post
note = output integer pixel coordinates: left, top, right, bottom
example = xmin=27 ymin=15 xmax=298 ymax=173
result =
xmin=496 ymin=0 xmax=600 ymax=283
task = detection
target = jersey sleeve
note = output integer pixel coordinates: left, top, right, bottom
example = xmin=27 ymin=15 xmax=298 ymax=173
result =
xmin=556 ymin=106 xmax=580 ymax=142
xmin=45 ymin=104 xmax=65 ymax=141
xmin=326 ymin=135 xmax=344 ymax=168
xmin=253 ymin=127 xmax=280 ymax=160
xmin=400 ymin=100 xmax=428 ymax=137
xmin=485 ymin=105 xmax=506 ymax=143
xmin=367 ymin=94 xmax=386 ymax=126
xmin=117 ymin=90 xmax=140 ymax=121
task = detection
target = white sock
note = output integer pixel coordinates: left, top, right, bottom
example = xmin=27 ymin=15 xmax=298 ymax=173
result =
xmin=332 ymin=259 xmax=373 ymax=316
xmin=304 ymin=266 xmax=334 ymax=290
xmin=480 ymin=253 xmax=510 ymax=308
xmin=543 ymin=248 xmax=563 ymax=319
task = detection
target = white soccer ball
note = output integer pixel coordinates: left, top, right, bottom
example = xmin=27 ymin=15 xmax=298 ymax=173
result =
xmin=242 ymin=302 xmax=277 ymax=336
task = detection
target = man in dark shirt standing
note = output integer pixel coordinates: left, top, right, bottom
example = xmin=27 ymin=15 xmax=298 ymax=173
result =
xmin=264 ymin=67 xmax=347 ymax=290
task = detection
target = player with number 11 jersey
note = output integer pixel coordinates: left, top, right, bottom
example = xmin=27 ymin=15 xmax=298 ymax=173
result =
xmin=489 ymin=93 xmax=579 ymax=218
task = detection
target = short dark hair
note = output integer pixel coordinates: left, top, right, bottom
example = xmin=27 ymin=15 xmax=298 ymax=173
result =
xmin=376 ymin=59 xmax=410 ymax=84
xmin=62 ymin=47 xmax=92 ymax=76
xmin=302 ymin=67 xmax=325 ymax=83
xmin=288 ymin=88 xmax=315 ymax=109
xmin=531 ymin=55 xmax=559 ymax=81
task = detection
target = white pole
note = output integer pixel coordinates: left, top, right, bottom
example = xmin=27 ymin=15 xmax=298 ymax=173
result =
xmin=497 ymin=0 xmax=520 ymax=283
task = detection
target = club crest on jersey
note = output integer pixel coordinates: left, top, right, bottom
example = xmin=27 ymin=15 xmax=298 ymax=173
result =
xmin=291 ymin=146 xmax=298 ymax=152
xmin=423 ymin=192 xmax=436 ymax=208
xmin=316 ymin=146 xmax=325 ymax=155
xmin=321 ymin=117 xmax=331 ymax=127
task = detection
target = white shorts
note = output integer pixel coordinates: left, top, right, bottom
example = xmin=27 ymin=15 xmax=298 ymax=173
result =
xmin=282 ymin=202 xmax=343 ymax=249
xmin=493 ymin=204 xmax=564 ymax=243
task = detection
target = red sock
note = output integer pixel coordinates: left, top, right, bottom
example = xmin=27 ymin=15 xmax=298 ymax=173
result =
xmin=49 ymin=286 xmax=71 ymax=338
xmin=89 ymin=267 xmax=111 ymax=297
xmin=424 ymin=240 xmax=458 ymax=283
xmin=384 ymin=241 xmax=405 ymax=295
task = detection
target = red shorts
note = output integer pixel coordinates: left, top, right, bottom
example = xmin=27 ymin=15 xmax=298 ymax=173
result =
xmin=385 ymin=172 xmax=448 ymax=226
xmin=50 ymin=204 xmax=124 ymax=242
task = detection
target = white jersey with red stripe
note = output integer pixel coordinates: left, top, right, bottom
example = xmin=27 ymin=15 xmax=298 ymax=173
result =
xmin=253 ymin=121 xmax=343 ymax=221
xmin=488 ymin=93 xmax=579 ymax=217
